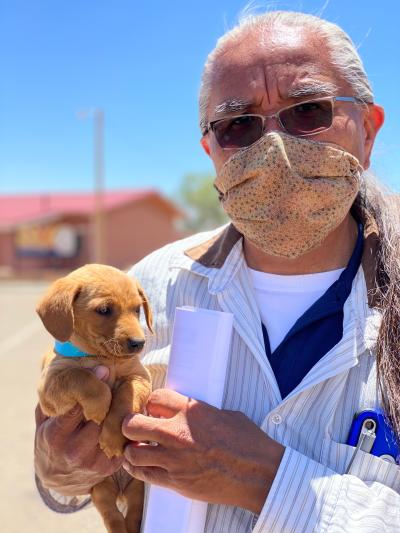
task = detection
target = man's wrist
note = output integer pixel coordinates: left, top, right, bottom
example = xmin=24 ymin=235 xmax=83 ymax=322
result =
xmin=237 ymin=440 xmax=285 ymax=514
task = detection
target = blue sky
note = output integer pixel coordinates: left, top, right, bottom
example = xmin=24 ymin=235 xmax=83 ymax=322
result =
xmin=0 ymin=0 xmax=399 ymax=197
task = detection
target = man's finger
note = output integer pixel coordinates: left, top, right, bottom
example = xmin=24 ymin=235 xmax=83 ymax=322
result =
xmin=122 ymin=413 xmax=170 ymax=445
xmin=124 ymin=442 xmax=171 ymax=469
xmin=122 ymin=462 xmax=171 ymax=488
xmin=93 ymin=365 xmax=109 ymax=381
xmin=146 ymin=388 xmax=190 ymax=418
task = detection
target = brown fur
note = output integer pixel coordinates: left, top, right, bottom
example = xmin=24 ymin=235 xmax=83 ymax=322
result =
xmin=37 ymin=264 xmax=153 ymax=533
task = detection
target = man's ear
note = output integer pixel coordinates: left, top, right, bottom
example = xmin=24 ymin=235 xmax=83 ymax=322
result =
xmin=362 ymin=104 xmax=384 ymax=169
xmin=201 ymin=136 xmax=211 ymax=156
xmin=137 ymin=282 xmax=153 ymax=333
xmin=36 ymin=276 xmax=81 ymax=341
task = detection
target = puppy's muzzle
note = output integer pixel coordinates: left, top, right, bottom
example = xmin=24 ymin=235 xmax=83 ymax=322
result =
xmin=126 ymin=337 xmax=145 ymax=353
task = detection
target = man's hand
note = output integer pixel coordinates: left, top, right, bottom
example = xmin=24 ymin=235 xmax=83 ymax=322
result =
xmin=34 ymin=366 xmax=123 ymax=496
xmin=122 ymin=389 xmax=285 ymax=514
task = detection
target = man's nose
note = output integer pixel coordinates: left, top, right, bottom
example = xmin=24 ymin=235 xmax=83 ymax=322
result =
xmin=262 ymin=116 xmax=284 ymax=135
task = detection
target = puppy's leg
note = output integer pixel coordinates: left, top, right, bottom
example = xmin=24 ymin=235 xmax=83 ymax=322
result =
xmin=99 ymin=372 xmax=151 ymax=458
xmin=122 ymin=478 xmax=145 ymax=533
xmin=39 ymin=367 xmax=112 ymax=424
xmin=91 ymin=476 xmax=127 ymax=533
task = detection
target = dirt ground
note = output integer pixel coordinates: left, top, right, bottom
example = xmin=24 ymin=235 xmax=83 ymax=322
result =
xmin=0 ymin=279 xmax=105 ymax=532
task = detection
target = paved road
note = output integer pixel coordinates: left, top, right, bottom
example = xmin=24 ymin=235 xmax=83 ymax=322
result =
xmin=0 ymin=280 xmax=104 ymax=532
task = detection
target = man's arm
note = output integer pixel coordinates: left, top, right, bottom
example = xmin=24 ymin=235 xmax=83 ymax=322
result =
xmin=122 ymin=389 xmax=400 ymax=533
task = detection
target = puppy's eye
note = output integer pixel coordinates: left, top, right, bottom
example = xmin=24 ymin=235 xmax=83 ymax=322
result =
xmin=96 ymin=305 xmax=112 ymax=316
xmin=133 ymin=307 xmax=140 ymax=316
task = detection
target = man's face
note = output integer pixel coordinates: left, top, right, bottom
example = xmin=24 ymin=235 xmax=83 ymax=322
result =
xmin=202 ymin=26 xmax=383 ymax=172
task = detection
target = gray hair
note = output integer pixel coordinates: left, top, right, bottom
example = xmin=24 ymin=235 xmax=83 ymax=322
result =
xmin=199 ymin=10 xmax=374 ymax=133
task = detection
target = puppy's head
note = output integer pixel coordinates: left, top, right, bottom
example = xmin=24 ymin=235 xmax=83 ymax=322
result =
xmin=36 ymin=264 xmax=153 ymax=358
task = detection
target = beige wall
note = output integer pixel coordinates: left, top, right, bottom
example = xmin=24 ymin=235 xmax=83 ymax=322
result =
xmin=0 ymin=232 xmax=14 ymax=267
xmin=104 ymin=196 xmax=182 ymax=269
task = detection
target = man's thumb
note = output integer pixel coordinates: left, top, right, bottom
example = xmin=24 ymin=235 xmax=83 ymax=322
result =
xmin=93 ymin=365 xmax=109 ymax=381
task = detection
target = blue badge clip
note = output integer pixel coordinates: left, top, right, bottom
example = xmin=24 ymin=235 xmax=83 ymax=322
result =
xmin=346 ymin=409 xmax=399 ymax=472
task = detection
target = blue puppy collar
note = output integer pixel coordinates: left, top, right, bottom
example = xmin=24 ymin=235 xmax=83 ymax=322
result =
xmin=54 ymin=340 xmax=94 ymax=358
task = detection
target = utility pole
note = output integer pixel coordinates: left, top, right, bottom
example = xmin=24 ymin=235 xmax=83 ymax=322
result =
xmin=93 ymin=109 xmax=105 ymax=264
xmin=76 ymin=107 xmax=106 ymax=263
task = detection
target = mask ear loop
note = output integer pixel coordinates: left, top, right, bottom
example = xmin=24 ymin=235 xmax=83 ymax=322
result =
xmin=350 ymin=167 xmax=367 ymax=224
xmin=213 ymin=184 xmax=224 ymax=202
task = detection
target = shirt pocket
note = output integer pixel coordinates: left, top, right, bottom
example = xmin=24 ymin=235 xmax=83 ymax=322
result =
xmin=320 ymin=437 xmax=400 ymax=492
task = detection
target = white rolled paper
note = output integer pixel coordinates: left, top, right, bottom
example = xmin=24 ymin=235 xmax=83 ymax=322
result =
xmin=142 ymin=306 xmax=234 ymax=533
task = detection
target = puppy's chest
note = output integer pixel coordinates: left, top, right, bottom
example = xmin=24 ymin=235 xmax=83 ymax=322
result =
xmin=105 ymin=362 xmax=126 ymax=391
xmin=84 ymin=358 xmax=133 ymax=390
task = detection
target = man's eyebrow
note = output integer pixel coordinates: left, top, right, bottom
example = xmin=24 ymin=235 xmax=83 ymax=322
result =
xmin=286 ymin=81 xmax=339 ymax=98
xmin=213 ymin=98 xmax=253 ymax=119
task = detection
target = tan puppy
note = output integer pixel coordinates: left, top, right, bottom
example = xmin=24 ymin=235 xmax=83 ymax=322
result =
xmin=36 ymin=264 xmax=153 ymax=533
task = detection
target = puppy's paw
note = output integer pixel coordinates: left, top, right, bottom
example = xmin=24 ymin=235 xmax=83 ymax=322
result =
xmin=82 ymin=387 xmax=112 ymax=425
xmin=99 ymin=421 xmax=127 ymax=458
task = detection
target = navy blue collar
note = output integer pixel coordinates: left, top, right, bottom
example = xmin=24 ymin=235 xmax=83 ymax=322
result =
xmin=54 ymin=340 xmax=95 ymax=358
xmin=332 ymin=221 xmax=364 ymax=304
xmin=264 ymin=222 xmax=364 ymax=351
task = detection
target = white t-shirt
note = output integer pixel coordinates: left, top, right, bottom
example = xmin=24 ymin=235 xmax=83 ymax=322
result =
xmin=248 ymin=267 xmax=345 ymax=353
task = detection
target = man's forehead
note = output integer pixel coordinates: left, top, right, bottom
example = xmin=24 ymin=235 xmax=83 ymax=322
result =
xmin=208 ymin=28 xmax=342 ymax=114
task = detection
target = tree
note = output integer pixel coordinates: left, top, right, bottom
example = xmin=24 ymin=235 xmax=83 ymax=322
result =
xmin=177 ymin=173 xmax=228 ymax=233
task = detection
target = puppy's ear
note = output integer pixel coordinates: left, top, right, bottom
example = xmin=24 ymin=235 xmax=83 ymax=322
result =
xmin=36 ymin=276 xmax=81 ymax=341
xmin=137 ymin=282 xmax=153 ymax=333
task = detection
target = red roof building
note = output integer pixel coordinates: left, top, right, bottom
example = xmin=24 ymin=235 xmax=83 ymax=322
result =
xmin=0 ymin=190 xmax=184 ymax=276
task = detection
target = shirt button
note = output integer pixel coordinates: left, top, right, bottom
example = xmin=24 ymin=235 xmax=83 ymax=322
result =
xmin=271 ymin=414 xmax=282 ymax=425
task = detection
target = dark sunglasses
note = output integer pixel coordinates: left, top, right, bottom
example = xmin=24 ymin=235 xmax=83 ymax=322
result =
xmin=207 ymin=96 xmax=363 ymax=150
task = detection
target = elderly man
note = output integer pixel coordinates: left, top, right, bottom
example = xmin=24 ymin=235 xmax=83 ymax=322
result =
xmin=35 ymin=10 xmax=400 ymax=533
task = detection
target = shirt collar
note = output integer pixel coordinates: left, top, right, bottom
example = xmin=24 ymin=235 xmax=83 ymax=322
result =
xmin=177 ymin=204 xmax=380 ymax=307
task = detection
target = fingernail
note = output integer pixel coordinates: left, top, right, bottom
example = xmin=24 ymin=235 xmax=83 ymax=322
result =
xmin=94 ymin=365 xmax=109 ymax=381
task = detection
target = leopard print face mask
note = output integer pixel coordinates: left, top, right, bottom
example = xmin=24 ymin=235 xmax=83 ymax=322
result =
xmin=214 ymin=132 xmax=363 ymax=258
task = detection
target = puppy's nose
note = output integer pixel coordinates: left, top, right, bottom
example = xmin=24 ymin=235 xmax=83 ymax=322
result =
xmin=127 ymin=337 xmax=145 ymax=352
